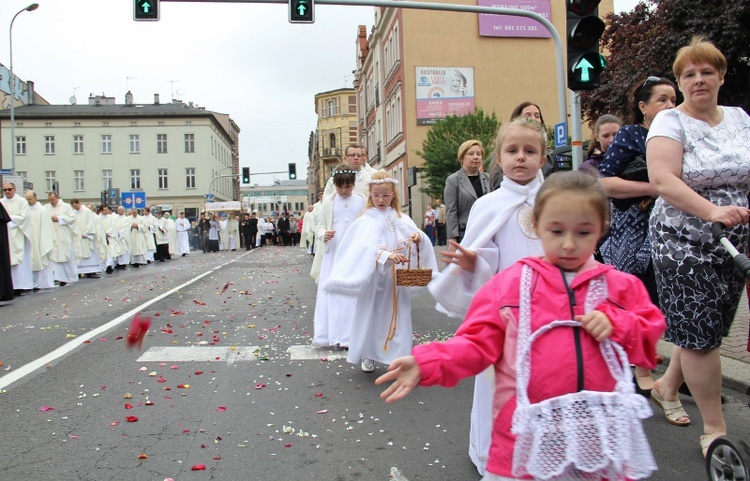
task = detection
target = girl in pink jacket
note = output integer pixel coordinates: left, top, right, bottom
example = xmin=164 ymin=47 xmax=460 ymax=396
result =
xmin=377 ymin=171 xmax=666 ymax=480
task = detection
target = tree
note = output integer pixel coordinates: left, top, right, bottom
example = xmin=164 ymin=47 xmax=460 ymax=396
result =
xmin=581 ymin=0 xmax=750 ymax=125
xmin=416 ymin=108 xmax=500 ymax=200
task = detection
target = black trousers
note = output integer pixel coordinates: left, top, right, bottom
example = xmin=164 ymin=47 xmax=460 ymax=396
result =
xmin=155 ymin=243 xmax=171 ymax=261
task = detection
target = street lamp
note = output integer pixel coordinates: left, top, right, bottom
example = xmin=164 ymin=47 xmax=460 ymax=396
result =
xmin=9 ymin=3 xmax=39 ymax=175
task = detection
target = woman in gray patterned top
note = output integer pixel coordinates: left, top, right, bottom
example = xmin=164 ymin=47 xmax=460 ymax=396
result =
xmin=647 ymin=36 xmax=750 ymax=457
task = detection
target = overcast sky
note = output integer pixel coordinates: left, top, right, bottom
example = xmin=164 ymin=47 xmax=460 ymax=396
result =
xmin=3 ymin=0 xmax=641 ymax=186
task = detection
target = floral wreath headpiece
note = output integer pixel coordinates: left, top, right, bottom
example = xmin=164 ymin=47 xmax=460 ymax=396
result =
xmin=331 ymin=169 xmax=357 ymax=177
xmin=366 ymin=178 xmax=399 ymax=186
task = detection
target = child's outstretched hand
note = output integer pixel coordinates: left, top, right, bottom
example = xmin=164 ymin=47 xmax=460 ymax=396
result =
xmin=375 ymin=356 xmax=422 ymax=403
xmin=440 ymin=241 xmax=477 ymax=273
xmin=576 ymin=310 xmax=613 ymax=342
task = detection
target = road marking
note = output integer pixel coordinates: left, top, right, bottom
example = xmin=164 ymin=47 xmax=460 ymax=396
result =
xmin=137 ymin=346 xmax=260 ymax=363
xmin=287 ymin=345 xmax=347 ymax=361
xmin=0 ymin=253 xmax=250 ymax=392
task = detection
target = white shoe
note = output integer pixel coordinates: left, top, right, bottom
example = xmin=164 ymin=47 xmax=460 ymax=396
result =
xmin=360 ymin=358 xmax=375 ymax=373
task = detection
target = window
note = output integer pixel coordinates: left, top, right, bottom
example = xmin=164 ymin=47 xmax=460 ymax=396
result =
xmin=327 ymin=99 xmax=336 ymax=117
xmin=158 ymin=168 xmax=169 ymax=189
xmin=45 ymin=136 xmax=55 ymax=154
xmin=74 ymin=170 xmax=85 ymax=191
xmin=101 ymin=135 xmax=112 ymax=154
xmin=184 ymin=134 xmax=195 ymax=153
xmin=129 ymin=135 xmax=140 ymax=154
xmin=45 ymin=171 xmax=56 ymax=192
xmin=15 ymin=136 xmax=26 ymax=155
xmin=157 ymin=134 xmax=168 ymax=154
xmin=17 ymin=171 xmax=26 ymax=180
xmin=73 ymin=135 xmax=84 ymax=154
xmin=102 ymin=170 xmax=112 ymax=190
xmin=130 ymin=169 xmax=141 ymax=190
xmin=186 ymin=167 xmax=196 ymax=189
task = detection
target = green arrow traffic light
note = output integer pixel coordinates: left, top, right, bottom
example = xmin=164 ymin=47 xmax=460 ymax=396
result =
xmin=566 ymin=1 xmax=605 ymax=90
xmin=134 ymin=0 xmax=159 ymax=21
xmin=289 ymin=0 xmax=315 ymax=23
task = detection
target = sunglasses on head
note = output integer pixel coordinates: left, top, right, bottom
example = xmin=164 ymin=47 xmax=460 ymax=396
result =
xmin=637 ymin=76 xmax=662 ymax=100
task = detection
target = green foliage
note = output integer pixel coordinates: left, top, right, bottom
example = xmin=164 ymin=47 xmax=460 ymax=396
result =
xmin=581 ymin=0 xmax=750 ymax=125
xmin=416 ymin=108 xmax=500 ymax=199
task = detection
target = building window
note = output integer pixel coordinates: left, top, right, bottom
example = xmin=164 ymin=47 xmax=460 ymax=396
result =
xmin=45 ymin=136 xmax=55 ymax=155
xmin=15 ymin=136 xmax=26 ymax=155
xmin=74 ymin=170 xmax=85 ymax=191
xmin=186 ymin=168 xmax=196 ymax=189
xmin=158 ymin=168 xmax=169 ymax=189
xmin=73 ymin=135 xmax=84 ymax=154
xmin=184 ymin=134 xmax=195 ymax=153
xmin=16 ymin=171 xmax=26 ymax=180
xmin=101 ymin=135 xmax=112 ymax=154
xmin=157 ymin=134 xmax=168 ymax=154
xmin=130 ymin=169 xmax=141 ymax=190
xmin=129 ymin=135 xmax=140 ymax=154
xmin=45 ymin=171 xmax=56 ymax=192
xmin=102 ymin=170 xmax=112 ymax=190
xmin=327 ymin=99 xmax=336 ymax=117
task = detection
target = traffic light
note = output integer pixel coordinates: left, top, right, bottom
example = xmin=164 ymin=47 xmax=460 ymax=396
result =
xmin=566 ymin=0 xmax=606 ymax=90
xmin=242 ymin=167 xmax=250 ymax=184
xmin=134 ymin=0 xmax=159 ymax=21
xmin=289 ymin=0 xmax=315 ymax=24
xmin=288 ymin=163 xmax=297 ymax=180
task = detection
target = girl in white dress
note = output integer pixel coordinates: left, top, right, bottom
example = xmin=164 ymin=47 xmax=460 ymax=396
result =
xmin=312 ymin=165 xmax=366 ymax=348
xmin=428 ymin=117 xmax=548 ymax=475
xmin=325 ymin=171 xmax=438 ymax=372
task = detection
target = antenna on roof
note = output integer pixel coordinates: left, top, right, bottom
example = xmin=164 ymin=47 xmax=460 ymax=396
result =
xmin=70 ymin=86 xmax=79 ymax=105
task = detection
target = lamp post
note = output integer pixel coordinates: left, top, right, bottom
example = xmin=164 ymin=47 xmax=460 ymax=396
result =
xmin=9 ymin=3 xmax=39 ymax=175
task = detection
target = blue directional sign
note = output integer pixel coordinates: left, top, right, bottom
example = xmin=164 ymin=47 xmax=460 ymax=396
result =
xmin=0 ymin=168 xmax=12 ymax=175
xmin=122 ymin=191 xmax=147 ymax=210
xmin=205 ymin=193 xmax=215 ymax=203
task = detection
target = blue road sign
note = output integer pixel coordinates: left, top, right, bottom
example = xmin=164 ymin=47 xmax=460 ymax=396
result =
xmin=0 ymin=169 xmax=12 ymax=175
xmin=554 ymin=122 xmax=568 ymax=148
xmin=205 ymin=193 xmax=215 ymax=203
xmin=122 ymin=191 xmax=147 ymax=210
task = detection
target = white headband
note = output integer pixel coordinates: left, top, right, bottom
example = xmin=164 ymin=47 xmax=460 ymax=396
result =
xmin=367 ymin=178 xmax=399 ymax=186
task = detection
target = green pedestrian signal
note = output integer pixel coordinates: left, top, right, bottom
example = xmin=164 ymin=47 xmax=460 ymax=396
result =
xmin=566 ymin=0 xmax=605 ymax=90
xmin=134 ymin=0 xmax=159 ymax=21
xmin=289 ymin=0 xmax=315 ymax=24
xmin=242 ymin=167 xmax=250 ymax=184
xmin=288 ymin=163 xmax=297 ymax=180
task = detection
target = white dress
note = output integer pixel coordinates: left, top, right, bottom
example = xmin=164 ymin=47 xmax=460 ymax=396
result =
xmin=324 ymin=207 xmax=438 ymax=365
xmin=428 ymin=177 xmax=544 ymax=476
xmin=312 ymin=194 xmax=365 ymax=347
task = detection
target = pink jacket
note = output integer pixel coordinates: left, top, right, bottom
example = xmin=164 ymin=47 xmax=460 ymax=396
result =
xmin=413 ymin=257 xmax=666 ymax=478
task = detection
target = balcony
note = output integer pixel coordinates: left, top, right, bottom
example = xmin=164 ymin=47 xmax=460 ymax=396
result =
xmin=322 ymin=147 xmax=339 ymax=158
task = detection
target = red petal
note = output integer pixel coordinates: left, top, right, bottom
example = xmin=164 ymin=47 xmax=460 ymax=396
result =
xmin=125 ymin=416 xmax=139 ymax=422
xmin=191 ymin=464 xmax=206 ymax=470
xmin=284 ymin=443 xmax=293 ymax=448
xmin=124 ymin=403 xmax=134 ymax=409
xmin=216 ymin=406 xmax=227 ymax=412
xmin=40 ymin=406 xmax=55 ymax=411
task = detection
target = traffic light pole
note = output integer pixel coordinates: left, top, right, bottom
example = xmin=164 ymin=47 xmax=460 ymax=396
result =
xmin=570 ymin=91 xmax=582 ymax=170
xmin=161 ymin=0 xmax=568 ymax=131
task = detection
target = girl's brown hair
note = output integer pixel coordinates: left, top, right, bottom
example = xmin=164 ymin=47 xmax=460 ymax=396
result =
xmin=533 ymin=170 xmax=610 ymax=232
xmin=331 ymin=163 xmax=357 ymax=187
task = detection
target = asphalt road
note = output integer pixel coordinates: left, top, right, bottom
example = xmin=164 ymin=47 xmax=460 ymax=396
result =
xmin=0 ymin=246 xmax=748 ymax=481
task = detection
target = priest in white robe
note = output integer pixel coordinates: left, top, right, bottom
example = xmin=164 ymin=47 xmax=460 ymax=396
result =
xmin=227 ymin=215 xmax=240 ymax=251
xmin=23 ymin=191 xmax=55 ymax=289
xmin=99 ymin=206 xmax=118 ymax=273
xmin=128 ymin=208 xmax=148 ymax=267
xmin=71 ymin=199 xmax=102 ymax=277
xmin=141 ymin=208 xmax=158 ymax=263
xmin=0 ymin=182 xmax=34 ymax=293
xmin=219 ymin=216 xmax=229 ymax=250
xmin=89 ymin=205 xmax=109 ymax=273
xmin=175 ymin=212 xmax=191 ymax=256
xmin=45 ymin=192 xmax=79 ymax=286
xmin=164 ymin=212 xmax=178 ymax=256
xmin=113 ymin=206 xmax=132 ymax=269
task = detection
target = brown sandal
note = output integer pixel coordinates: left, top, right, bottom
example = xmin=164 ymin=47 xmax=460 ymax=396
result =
xmin=651 ymin=386 xmax=691 ymax=427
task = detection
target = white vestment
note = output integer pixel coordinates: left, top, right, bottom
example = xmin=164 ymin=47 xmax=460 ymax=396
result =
xmin=25 ymin=202 xmax=55 ymax=289
xmin=166 ymin=218 xmax=177 ymax=254
xmin=227 ymin=218 xmax=240 ymax=250
xmin=45 ymin=200 xmax=79 ymax=284
xmin=0 ymin=194 xmax=34 ymax=290
xmin=113 ymin=214 xmax=132 ymax=266
xmin=74 ymin=206 xmax=102 ymax=274
xmin=301 ymin=210 xmax=316 ymax=254
xmin=312 ymin=193 xmax=365 ymax=347
xmin=128 ymin=214 xmax=148 ymax=265
xmin=141 ymin=213 xmax=157 ymax=262
xmin=219 ymin=219 xmax=228 ymax=250
xmin=428 ymin=177 xmax=544 ymax=475
xmin=175 ymin=217 xmax=191 ymax=255
xmin=324 ymin=206 xmax=437 ymax=365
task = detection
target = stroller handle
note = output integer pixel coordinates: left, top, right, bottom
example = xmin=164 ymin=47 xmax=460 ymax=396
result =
xmin=711 ymin=222 xmax=750 ymax=281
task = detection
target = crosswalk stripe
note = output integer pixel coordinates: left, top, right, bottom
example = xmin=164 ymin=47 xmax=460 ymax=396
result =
xmin=136 ymin=346 xmax=260 ymax=363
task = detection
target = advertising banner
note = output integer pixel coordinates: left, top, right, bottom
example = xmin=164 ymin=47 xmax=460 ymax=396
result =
xmin=477 ymin=0 xmax=551 ymax=38
xmin=416 ymin=67 xmax=475 ymax=125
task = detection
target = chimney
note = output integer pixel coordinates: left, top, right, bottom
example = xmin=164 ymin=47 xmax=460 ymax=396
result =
xmin=154 ymin=93 xmax=160 ymax=105
xmin=27 ymin=81 xmax=35 ymax=105
xmin=125 ymin=91 xmax=134 ymax=106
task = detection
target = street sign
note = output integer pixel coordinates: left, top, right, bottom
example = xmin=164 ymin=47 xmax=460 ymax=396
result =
xmin=205 ymin=193 xmax=215 ymax=203
xmin=0 ymin=169 xmax=11 ymax=175
xmin=134 ymin=0 xmax=160 ymax=21
xmin=289 ymin=0 xmax=315 ymax=23
xmin=554 ymin=122 xmax=568 ymax=148
xmin=122 ymin=191 xmax=147 ymax=210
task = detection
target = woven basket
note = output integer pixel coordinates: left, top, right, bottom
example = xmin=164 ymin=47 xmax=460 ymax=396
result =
xmin=395 ymin=242 xmax=432 ymax=287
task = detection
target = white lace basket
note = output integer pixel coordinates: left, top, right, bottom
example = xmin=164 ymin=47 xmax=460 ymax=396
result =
xmin=511 ymin=266 xmax=657 ymax=481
